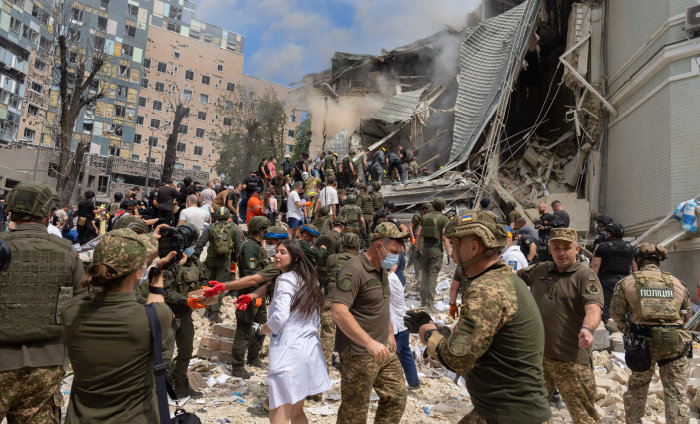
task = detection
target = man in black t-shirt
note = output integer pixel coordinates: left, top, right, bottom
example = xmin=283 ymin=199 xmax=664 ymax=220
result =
xmin=551 ymin=200 xmax=570 ymax=227
xmin=155 ymin=181 xmax=179 ymax=224
xmin=293 ymin=152 xmax=309 ymax=182
xmin=76 ymin=190 xmax=104 ymax=244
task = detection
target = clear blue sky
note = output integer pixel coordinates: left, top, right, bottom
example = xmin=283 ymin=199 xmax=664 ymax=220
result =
xmin=196 ymin=0 xmax=480 ymax=87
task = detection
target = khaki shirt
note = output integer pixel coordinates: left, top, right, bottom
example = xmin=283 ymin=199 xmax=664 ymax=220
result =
xmin=517 ymin=262 xmax=603 ymax=364
xmin=329 ymin=253 xmax=390 ymax=356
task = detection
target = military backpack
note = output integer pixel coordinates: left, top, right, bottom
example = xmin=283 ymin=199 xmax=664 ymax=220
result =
xmin=210 ymin=222 xmax=233 ymax=256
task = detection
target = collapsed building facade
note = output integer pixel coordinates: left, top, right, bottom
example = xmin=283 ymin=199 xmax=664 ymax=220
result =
xmin=302 ymin=0 xmax=699 ymax=285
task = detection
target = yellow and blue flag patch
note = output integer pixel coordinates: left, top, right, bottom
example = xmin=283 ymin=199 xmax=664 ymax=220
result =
xmin=461 ymin=214 xmax=473 ymax=222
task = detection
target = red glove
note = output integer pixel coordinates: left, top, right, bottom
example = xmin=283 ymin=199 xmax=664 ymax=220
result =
xmin=234 ymin=295 xmax=252 ymax=311
xmin=203 ymin=281 xmax=226 ymax=298
xmin=230 ymin=263 xmax=237 ymax=273
xmin=187 ymin=298 xmax=207 ymax=310
xmin=449 ymin=304 xmax=459 ymax=319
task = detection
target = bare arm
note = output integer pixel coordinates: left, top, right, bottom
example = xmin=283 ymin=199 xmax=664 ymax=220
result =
xmin=579 ymin=303 xmax=602 ymax=349
xmin=590 ymin=257 xmax=601 ymax=274
xmin=631 ymin=260 xmax=638 ymax=272
xmin=332 ymin=302 xmax=390 ymax=362
xmin=223 ymin=274 xmax=265 ymax=291
xmin=449 ymin=279 xmax=460 ymax=305
xmin=527 ymin=243 xmax=536 ymax=261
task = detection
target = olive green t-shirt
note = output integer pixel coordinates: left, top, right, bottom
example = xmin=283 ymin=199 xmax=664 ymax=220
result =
xmin=61 ymin=293 xmax=172 ymax=423
xmin=329 ymin=253 xmax=390 ymax=356
xmin=517 ymin=262 xmax=603 ymax=364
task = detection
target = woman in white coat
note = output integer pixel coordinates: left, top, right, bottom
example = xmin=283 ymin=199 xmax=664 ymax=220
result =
xmin=255 ymin=239 xmax=330 ymax=423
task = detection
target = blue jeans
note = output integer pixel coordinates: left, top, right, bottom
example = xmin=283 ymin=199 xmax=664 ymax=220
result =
xmin=395 ymin=252 xmax=406 ymax=286
xmin=394 ymin=330 xmax=420 ymax=387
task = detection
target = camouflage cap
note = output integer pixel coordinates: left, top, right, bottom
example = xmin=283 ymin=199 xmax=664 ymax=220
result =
xmin=248 ymin=216 xmax=271 ymax=233
xmin=356 ymin=182 xmax=367 ymax=189
xmin=635 ymin=243 xmax=667 ymax=262
xmin=112 ymin=215 xmax=149 ymax=234
xmin=264 ymin=226 xmax=289 ymax=239
xmin=445 ymin=210 xmax=507 ymax=249
xmin=6 ymin=182 xmax=58 ymax=218
xmin=549 ymin=228 xmax=578 ymax=243
xmin=371 ymin=181 xmax=382 ymax=190
xmin=371 ymin=222 xmax=409 ymax=241
xmin=341 ymin=232 xmax=361 ymax=250
xmin=301 ymin=224 xmax=320 ymax=236
xmin=318 ymin=205 xmax=331 ymax=216
xmin=93 ymin=228 xmax=157 ymax=278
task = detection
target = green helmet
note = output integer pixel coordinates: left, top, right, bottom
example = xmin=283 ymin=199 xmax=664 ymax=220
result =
xmin=113 ymin=215 xmax=150 ymax=234
xmin=318 ymin=205 xmax=330 ymax=216
xmin=356 ymin=182 xmax=367 ymax=189
xmin=264 ymin=226 xmax=289 ymax=239
xmin=421 ymin=202 xmax=433 ymax=212
xmin=6 ymin=182 xmax=58 ymax=218
xmin=432 ymin=197 xmax=446 ymax=211
xmin=346 ymin=194 xmax=357 ymax=204
xmin=634 ymin=243 xmax=668 ymax=263
xmin=341 ymin=232 xmax=361 ymax=250
xmin=215 ymin=206 xmax=230 ymax=220
xmin=445 ymin=209 xmax=507 ymax=250
xmin=248 ymin=216 xmax=271 ymax=234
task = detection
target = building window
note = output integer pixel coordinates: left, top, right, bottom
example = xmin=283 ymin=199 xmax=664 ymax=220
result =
xmin=185 ymin=70 xmax=194 ymax=81
xmin=95 ymin=36 xmax=105 ymax=51
xmin=226 ymin=82 xmax=235 ymax=92
xmin=167 ymin=21 xmax=181 ymax=33
xmin=97 ymin=175 xmax=109 ymax=194
xmin=23 ymin=128 xmax=36 ymax=140
xmin=157 ymin=62 xmax=167 ymax=73
xmin=127 ymin=4 xmax=138 ymax=16
xmin=29 ymin=82 xmax=43 ymax=94
xmin=176 ymin=142 xmax=186 ymax=153
xmin=141 ymin=78 xmax=149 ymax=88
xmin=136 ymin=115 xmax=144 ymax=125
xmin=116 ymin=85 xmax=128 ymax=97
xmin=190 ymin=28 xmax=200 ymax=40
xmin=193 ymin=165 xmax=202 ymax=171
xmin=119 ymin=64 xmax=130 ymax=77
xmin=114 ymin=105 xmax=126 ymax=117
xmin=124 ymin=24 xmax=136 ymax=38
xmin=134 ymin=134 xmax=142 ymax=144
xmin=223 ymin=117 xmax=232 ymax=127
xmin=143 ymin=58 xmax=151 ymax=69
xmin=138 ymin=97 xmax=147 ymax=107
xmin=201 ymin=75 xmax=210 ymax=85
xmin=226 ymin=41 xmax=237 ymax=51
xmin=148 ymin=136 xmax=158 ymax=147
xmin=152 ymin=100 xmax=162 ymax=111
xmin=178 ymin=125 xmax=188 ymax=135
xmin=199 ymin=94 xmax=208 ymax=104
xmin=217 ymin=64 xmax=223 ymax=72
xmin=169 ymin=6 xmax=183 ymax=19
xmin=224 ymin=100 xmax=233 ymax=110
xmin=204 ymin=33 xmax=213 ymax=44
xmin=131 ymin=154 xmax=139 ymax=161
xmin=173 ymin=51 xmax=180 ymax=59
xmin=195 ymin=128 xmax=205 ymax=138
xmin=122 ymin=44 xmax=134 ymax=57
xmin=150 ymin=119 xmax=160 ymax=129
xmin=100 ymin=0 xmax=110 ymax=10
xmin=183 ymin=89 xmax=192 ymax=100
xmin=155 ymin=82 xmax=165 ymax=92
xmin=288 ymin=130 xmax=294 ymax=138
xmin=197 ymin=111 xmax=206 ymax=120
xmin=194 ymin=146 xmax=203 ymax=156
xmin=71 ymin=8 xmax=83 ymax=23
xmin=97 ymin=16 xmax=107 ymax=31
xmin=290 ymin=114 xmax=296 ymax=123
xmin=27 ymin=104 xmax=39 ymax=116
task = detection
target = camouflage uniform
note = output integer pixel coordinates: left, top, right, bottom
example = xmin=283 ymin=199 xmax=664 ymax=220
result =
xmin=418 ymin=198 xmax=449 ymax=306
xmin=0 ymin=366 xmax=63 ymax=423
xmin=610 ymin=245 xmax=691 ymax=424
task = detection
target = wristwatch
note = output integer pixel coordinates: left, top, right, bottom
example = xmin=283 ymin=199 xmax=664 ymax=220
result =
xmin=423 ymin=329 xmax=437 ymax=344
xmin=148 ymin=286 xmax=168 ymax=296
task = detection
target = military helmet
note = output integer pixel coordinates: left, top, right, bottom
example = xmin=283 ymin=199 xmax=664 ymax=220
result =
xmin=445 ymin=209 xmax=508 ymax=250
xmin=341 ymin=232 xmax=361 ymax=250
xmin=595 ymin=214 xmax=613 ymax=225
xmin=301 ymin=224 xmax=320 ymax=236
xmin=114 ymin=192 xmax=124 ymax=202
xmin=505 ymin=201 xmax=516 ymax=209
xmin=6 ymin=182 xmax=58 ymax=218
xmin=113 ymin=215 xmax=150 ymax=234
xmin=356 ymin=182 xmax=367 ymax=189
xmin=432 ymin=197 xmax=446 ymax=211
xmin=383 ymin=200 xmax=395 ymax=211
xmin=371 ymin=181 xmax=381 ymax=190
xmin=605 ymin=222 xmax=624 ymax=239
xmin=318 ymin=204 xmax=330 ymax=216
xmin=215 ymin=206 xmax=231 ymax=220
xmin=346 ymin=194 xmax=357 ymax=204
xmin=421 ymin=202 xmax=433 ymax=212
xmin=634 ymin=243 xmax=667 ymax=262
xmin=264 ymin=226 xmax=289 ymax=239
xmin=248 ymin=216 xmax=271 ymax=234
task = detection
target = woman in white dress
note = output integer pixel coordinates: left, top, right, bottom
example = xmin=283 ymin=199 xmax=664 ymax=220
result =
xmin=256 ymin=239 xmax=330 ymax=423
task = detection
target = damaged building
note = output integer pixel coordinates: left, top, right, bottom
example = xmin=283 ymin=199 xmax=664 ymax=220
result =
xmin=302 ymin=0 xmax=699 ymax=285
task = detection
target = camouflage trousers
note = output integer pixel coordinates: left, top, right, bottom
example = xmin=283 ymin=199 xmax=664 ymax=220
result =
xmin=0 ymin=366 xmax=63 ymax=424
xmin=320 ymin=298 xmax=335 ymax=369
xmin=624 ymin=349 xmax=689 ymax=424
xmin=543 ymin=357 xmax=599 ymax=424
xmin=338 ymin=349 xmax=407 ymax=424
xmin=458 ymin=410 xmax=552 ymax=424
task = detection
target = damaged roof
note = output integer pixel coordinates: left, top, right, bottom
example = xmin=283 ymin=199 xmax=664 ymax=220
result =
xmin=373 ymin=86 xmax=429 ymax=123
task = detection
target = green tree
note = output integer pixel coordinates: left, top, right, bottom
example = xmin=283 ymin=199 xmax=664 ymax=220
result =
xmin=291 ymin=115 xmax=312 ymax=162
xmin=215 ymin=86 xmax=286 ymax=183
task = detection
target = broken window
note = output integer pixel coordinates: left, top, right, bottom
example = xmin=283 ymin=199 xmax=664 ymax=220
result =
xmin=27 ymin=104 xmax=39 ymax=116
xmin=71 ymin=8 xmax=83 ymax=23
xmin=169 ymin=6 xmax=183 ymax=20
xmin=119 ymin=64 xmax=130 ymax=77
xmin=127 ymin=4 xmax=138 ymax=16
xmin=116 ymin=85 xmax=128 ymax=97
xmin=223 ymin=117 xmax=232 ymax=127
xmin=183 ymin=89 xmax=192 ymax=100
xmin=98 ymin=16 xmax=108 ymax=31
xmin=124 ymin=24 xmax=136 ymax=38
xmin=114 ymin=105 xmax=126 ymax=117
xmin=83 ymin=122 xmax=93 ymax=133
xmin=122 ymin=44 xmax=134 ymax=57
xmin=167 ymin=22 xmax=181 ymax=33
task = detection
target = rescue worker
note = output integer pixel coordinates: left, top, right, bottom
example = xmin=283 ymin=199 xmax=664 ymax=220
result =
xmin=339 ymin=194 xmax=365 ymax=238
xmin=504 ymin=200 xmax=521 ymax=228
xmin=610 ymin=243 xmax=691 ymax=424
xmin=315 ymin=217 xmax=346 ymax=290
xmin=408 ymin=203 xmax=433 ymax=283
xmin=593 ymin=214 xmax=613 ymax=250
xmin=323 ymin=150 xmax=337 ymax=182
xmin=357 ymin=182 xmax=375 ymax=249
xmin=194 ymin=206 xmax=242 ymax=323
xmin=415 ymin=197 xmax=451 ymax=307
xmin=591 ymin=222 xmax=636 ymax=322
xmin=371 ymin=181 xmax=384 ymax=211
xmin=330 ymin=222 xmax=409 ymax=423
xmin=407 ymin=210 xmax=552 ymax=423
xmin=0 ymin=182 xmax=84 ymax=423
xmin=355 ymin=148 xmax=369 ymax=185
xmin=231 ymin=216 xmax=270 ymax=379
xmin=340 ymin=150 xmax=355 ymax=189
xmin=370 ymin=149 xmax=385 ymax=183
xmin=108 ymin=191 xmax=123 ymax=217
xmin=518 ymin=228 xmax=603 ymax=424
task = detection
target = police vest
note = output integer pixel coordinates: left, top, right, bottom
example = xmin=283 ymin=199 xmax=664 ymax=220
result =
xmin=0 ymin=231 xmax=75 ymax=344
xmin=600 ymin=240 xmax=634 ymax=276
xmin=343 ymin=206 xmax=361 ymax=228
xmin=359 ymin=194 xmax=374 ymax=215
xmin=633 ymin=270 xmax=679 ymax=323
xmin=421 ymin=212 xmax=443 ymax=240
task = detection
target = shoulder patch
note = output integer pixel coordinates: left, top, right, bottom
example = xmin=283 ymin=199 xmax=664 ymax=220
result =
xmin=585 ymin=279 xmax=601 ymax=295
xmin=447 ymin=319 xmax=475 ymax=357
xmin=338 ymin=278 xmax=353 ymax=292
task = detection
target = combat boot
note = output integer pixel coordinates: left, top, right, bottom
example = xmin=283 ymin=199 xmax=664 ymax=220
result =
xmin=247 ymin=358 xmax=265 ymax=368
xmin=174 ymin=382 xmax=202 ymax=399
xmin=230 ymin=366 xmax=252 ymax=379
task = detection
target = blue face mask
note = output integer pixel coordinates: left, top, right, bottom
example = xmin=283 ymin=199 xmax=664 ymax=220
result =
xmin=379 ymin=243 xmax=400 ymax=270
xmin=183 ymin=247 xmax=195 ymax=257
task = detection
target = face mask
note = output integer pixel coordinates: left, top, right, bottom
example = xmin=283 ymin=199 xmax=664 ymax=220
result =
xmin=265 ymin=245 xmax=277 ymax=257
xmin=379 ymin=243 xmax=400 ymax=270
xmin=183 ymin=247 xmax=195 ymax=257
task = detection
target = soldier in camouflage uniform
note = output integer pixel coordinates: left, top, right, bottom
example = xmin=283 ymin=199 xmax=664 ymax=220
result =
xmin=314 ymin=205 xmax=332 ymax=234
xmin=408 ymin=210 xmax=552 ymax=423
xmin=298 ymin=224 xmax=324 ymax=266
xmin=339 ymin=194 xmax=365 ymax=238
xmin=356 ymin=182 xmax=375 ymax=249
xmin=323 ymin=150 xmax=337 ymax=183
xmin=371 ymin=181 xmax=384 ymax=212
xmin=315 ymin=217 xmax=345 ymax=290
xmin=162 ymin=223 xmax=208 ymax=398
xmin=415 ymin=197 xmax=451 ymax=307
xmin=329 ymin=222 xmax=409 ymax=424
xmin=407 ymin=202 xmax=432 ymax=282
xmin=610 ymin=243 xmax=691 ymax=424
xmin=340 ymin=150 xmax=355 ymax=189
xmin=504 ymin=201 xmax=521 ymax=227
xmin=0 ymin=182 xmax=84 ymax=424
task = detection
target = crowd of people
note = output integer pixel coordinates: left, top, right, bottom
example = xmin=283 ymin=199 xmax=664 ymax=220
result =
xmin=0 ymin=151 xmax=694 ymax=424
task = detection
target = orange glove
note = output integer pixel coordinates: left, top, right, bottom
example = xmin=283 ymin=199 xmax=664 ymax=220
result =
xmin=411 ymin=237 xmax=416 ymax=245
xmin=696 ymin=287 xmax=700 ymax=303
xmin=305 ymin=201 xmax=313 ymax=208
xmin=230 ymin=263 xmax=237 ymax=273
xmin=187 ymin=298 xmax=207 ymax=310
xmin=449 ymin=304 xmax=458 ymax=319
xmin=254 ymin=298 xmax=262 ymax=308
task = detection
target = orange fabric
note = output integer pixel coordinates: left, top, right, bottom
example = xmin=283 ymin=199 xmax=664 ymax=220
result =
xmin=246 ymin=195 xmax=264 ymax=225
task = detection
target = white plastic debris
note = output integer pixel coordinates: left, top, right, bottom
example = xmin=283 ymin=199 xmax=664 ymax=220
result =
xmin=306 ymin=405 xmax=336 ymax=416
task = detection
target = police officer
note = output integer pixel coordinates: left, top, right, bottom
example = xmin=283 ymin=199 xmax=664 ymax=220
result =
xmin=407 ymin=210 xmax=551 ymax=423
xmin=415 ymin=197 xmax=450 ymax=307
xmin=0 ymin=183 xmax=84 ymax=423
xmin=339 ymin=194 xmax=365 ymax=238
xmin=591 ymin=222 xmax=636 ymax=322
xmin=517 ymin=228 xmax=603 ymax=423
xmin=592 ymin=214 xmax=612 ymax=250
xmin=330 ymin=222 xmax=408 ymax=423
xmin=610 ymin=243 xmax=691 ymax=424
xmin=370 ymin=149 xmax=385 ymax=183
xmin=231 ymin=216 xmax=271 ymax=378
xmin=356 ymin=182 xmax=374 ymax=249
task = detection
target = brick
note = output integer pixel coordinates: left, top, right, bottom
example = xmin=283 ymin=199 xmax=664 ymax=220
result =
xmin=197 ymin=347 xmax=213 ymax=360
xmin=219 ymin=337 xmax=234 ymax=352
xmin=217 ymin=351 xmax=233 ymax=364
xmin=212 ymin=324 xmax=236 ymax=338
xmin=201 ymin=335 xmax=221 ymax=350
